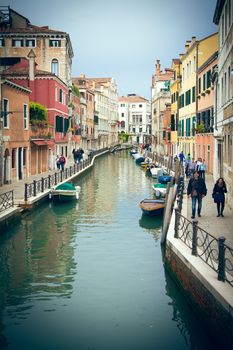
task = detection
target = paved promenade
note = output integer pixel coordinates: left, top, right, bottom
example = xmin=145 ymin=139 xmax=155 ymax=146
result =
xmin=186 ymin=174 xmax=233 ymax=248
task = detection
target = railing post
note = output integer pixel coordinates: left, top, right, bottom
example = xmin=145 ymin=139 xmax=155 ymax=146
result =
xmin=70 ymin=166 xmax=72 ymax=177
xmin=55 ymin=172 xmax=57 ymax=185
xmin=24 ymin=184 xmax=28 ymax=201
xmin=48 ymin=175 xmax=51 ymax=189
xmin=217 ymin=236 xmax=226 ymax=282
xmin=65 ymin=168 xmax=68 ymax=179
xmin=192 ymin=220 xmax=198 ymax=256
xmin=41 ymin=177 xmax=44 ymax=192
xmin=174 ymin=208 xmax=180 ymax=238
xmin=33 ymin=180 xmax=37 ymax=197
xmin=60 ymin=171 xmax=63 ymax=182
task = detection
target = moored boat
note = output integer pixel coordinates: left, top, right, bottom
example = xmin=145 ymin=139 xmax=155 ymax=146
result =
xmin=139 ymin=198 xmax=165 ymax=216
xmin=158 ymin=174 xmax=173 ymax=184
xmin=50 ymin=182 xmax=81 ymax=202
xmin=152 ymin=183 xmax=168 ymax=197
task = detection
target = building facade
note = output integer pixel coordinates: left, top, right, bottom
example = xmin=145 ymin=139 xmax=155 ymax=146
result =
xmin=178 ymin=33 xmax=218 ymax=159
xmin=196 ymin=51 xmax=218 ymax=174
xmin=118 ymin=94 xmax=151 ymax=145
xmin=213 ymin=0 xmax=233 ymax=208
xmin=0 ymin=7 xmax=73 ymax=86
xmin=151 ymin=60 xmax=173 ymax=155
xmin=170 ymin=58 xmax=181 ymax=157
xmin=0 ymin=79 xmax=30 ymax=184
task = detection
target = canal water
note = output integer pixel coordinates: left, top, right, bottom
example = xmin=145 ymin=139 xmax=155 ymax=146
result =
xmin=0 ymin=152 xmax=217 ymax=350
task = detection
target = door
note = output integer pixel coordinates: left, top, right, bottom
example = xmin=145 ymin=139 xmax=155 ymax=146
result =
xmin=18 ymin=147 xmax=22 ymax=180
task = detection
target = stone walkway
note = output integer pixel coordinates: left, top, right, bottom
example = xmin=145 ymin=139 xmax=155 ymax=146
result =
xmin=186 ymin=174 xmax=233 ymax=248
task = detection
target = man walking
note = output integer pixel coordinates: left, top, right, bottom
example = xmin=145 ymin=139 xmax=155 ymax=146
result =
xmin=187 ymin=171 xmax=207 ymax=219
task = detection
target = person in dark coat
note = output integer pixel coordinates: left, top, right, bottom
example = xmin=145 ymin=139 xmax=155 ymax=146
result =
xmin=187 ymin=171 xmax=207 ymax=219
xmin=212 ymin=178 xmax=227 ymax=217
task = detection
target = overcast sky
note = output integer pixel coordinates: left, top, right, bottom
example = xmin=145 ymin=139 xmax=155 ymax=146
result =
xmin=7 ymin=0 xmax=217 ymax=99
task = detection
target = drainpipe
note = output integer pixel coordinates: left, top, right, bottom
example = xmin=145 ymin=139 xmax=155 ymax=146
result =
xmin=195 ymin=42 xmax=199 ymax=159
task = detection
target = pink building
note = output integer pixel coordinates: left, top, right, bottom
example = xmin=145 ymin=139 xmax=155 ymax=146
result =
xmin=196 ymin=52 xmax=218 ymax=174
xmin=2 ymin=51 xmax=70 ymax=170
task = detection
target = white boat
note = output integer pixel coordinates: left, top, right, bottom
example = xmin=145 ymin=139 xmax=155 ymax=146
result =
xmin=150 ymin=167 xmax=163 ymax=178
xmin=50 ymin=183 xmax=81 ymax=202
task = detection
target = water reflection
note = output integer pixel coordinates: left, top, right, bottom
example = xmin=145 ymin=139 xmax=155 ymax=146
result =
xmin=0 ymin=151 xmax=217 ymax=350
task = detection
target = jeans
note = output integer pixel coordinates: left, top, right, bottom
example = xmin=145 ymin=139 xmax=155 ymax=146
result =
xmin=217 ymin=199 xmax=225 ymax=214
xmin=191 ymin=195 xmax=202 ymax=217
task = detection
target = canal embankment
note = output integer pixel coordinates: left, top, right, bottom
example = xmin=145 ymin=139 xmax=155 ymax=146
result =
xmin=0 ymin=149 xmax=109 ymax=231
xmin=164 ymin=175 xmax=233 ymax=349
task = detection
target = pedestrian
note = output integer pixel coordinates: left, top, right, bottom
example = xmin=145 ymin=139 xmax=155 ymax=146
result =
xmin=72 ymin=148 xmax=78 ymax=164
xmin=59 ymin=154 xmax=66 ymax=171
xmin=212 ymin=178 xmax=227 ymax=217
xmin=178 ymin=151 xmax=185 ymax=164
xmin=189 ymin=158 xmax=196 ymax=178
xmin=196 ymin=158 xmax=202 ymax=173
xmin=56 ymin=155 xmax=60 ymax=170
xmin=187 ymin=170 xmax=207 ymax=219
xmin=185 ymin=158 xmax=191 ymax=178
xmin=199 ymin=159 xmax=207 ymax=181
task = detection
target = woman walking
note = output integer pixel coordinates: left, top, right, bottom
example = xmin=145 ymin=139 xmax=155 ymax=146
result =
xmin=212 ymin=178 xmax=227 ymax=217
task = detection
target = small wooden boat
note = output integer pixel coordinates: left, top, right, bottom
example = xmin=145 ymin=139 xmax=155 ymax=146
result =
xmin=139 ymin=198 xmax=165 ymax=216
xmin=140 ymin=160 xmax=154 ymax=169
xmin=50 ymin=182 xmax=81 ymax=202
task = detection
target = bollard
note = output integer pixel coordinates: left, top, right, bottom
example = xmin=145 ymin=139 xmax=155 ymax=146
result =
xmin=217 ymin=236 xmax=226 ymax=282
xmin=192 ymin=220 xmax=198 ymax=256
xmin=174 ymin=208 xmax=180 ymax=238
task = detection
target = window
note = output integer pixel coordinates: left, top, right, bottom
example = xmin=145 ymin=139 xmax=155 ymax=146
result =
xmin=23 ymin=148 xmax=27 ymax=166
xmin=139 ymin=104 xmax=142 ymax=108
xmin=120 ymin=104 xmax=125 ymax=107
xmin=59 ymin=89 xmax=63 ymax=103
xmin=0 ymin=38 xmax=5 ymax=47
xmin=222 ymin=14 xmax=224 ymax=44
xmin=139 ymin=128 xmax=142 ymax=133
xmin=49 ymin=40 xmax=61 ymax=47
xmin=186 ymin=118 xmax=191 ymax=137
xmin=203 ymin=73 xmax=206 ymax=91
xmin=121 ymin=113 xmax=124 ymax=117
xmin=229 ymin=0 xmax=231 ymax=28
xmin=51 ymin=59 xmax=59 ymax=75
xmin=23 ymin=104 xmax=28 ymax=129
xmin=121 ymin=121 xmax=125 ymax=128
xmin=56 ymin=116 xmax=63 ymax=132
xmin=3 ymin=99 xmax=9 ymax=128
xmin=224 ymin=72 xmax=227 ymax=104
xmin=26 ymin=39 xmax=35 ymax=47
xmin=206 ymin=70 xmax=211 ymax=89
xmin=225 ymin=2 xmax=228 ymax=37
xmin=185 ymin=89 xmax=191 ymax=105
xmin=132 ymin=104 xmax=136 ymax=108
xmin=181 ymin=120 xmax=184 ymax=137
xmin=171 ymin=114 xmax=175 ymax=131
xmin=11 ymin=149 xmax=16 ymax=168
xmin=221 ymin=77 xmax=224 ymax=105
xmin=198 ymin=77 xmax=201 ymax=94
xmin=174 ymin=71 xmax=176 ymax=80
xmin=12 ymin=39 xmax=24 ymax=47
xmin=192 ymin=86 xmax=195 ymax=103
xmin=228 ymin=66 xmax=231 ymax=101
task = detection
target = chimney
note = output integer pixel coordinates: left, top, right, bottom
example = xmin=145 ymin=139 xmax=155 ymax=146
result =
xmin=27 ymin=49 xmax=36 ymax=81
xmin=156 ymin=59 xmax=161 ymax=74
xmin=80 ymin=74 xmax=86 ymax=79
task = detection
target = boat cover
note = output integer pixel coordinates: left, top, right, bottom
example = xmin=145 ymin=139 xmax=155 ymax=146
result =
xmin=55 ymin=182 xmax=76 ymax=191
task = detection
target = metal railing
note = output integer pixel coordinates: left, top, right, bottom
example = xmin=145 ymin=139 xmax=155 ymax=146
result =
xmin=24 ymin=148 xmax=108 ymax=201
xmin=0 ymin=190 xmax=14 ymax=212
xmin=174 ymin=206 xmax=233 ymax=287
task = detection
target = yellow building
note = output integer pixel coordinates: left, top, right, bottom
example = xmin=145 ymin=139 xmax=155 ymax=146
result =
xmin=178 ymin=33 xmax=218 ymax=158
xmin=170 ymin=58 xmax=181 ymax=156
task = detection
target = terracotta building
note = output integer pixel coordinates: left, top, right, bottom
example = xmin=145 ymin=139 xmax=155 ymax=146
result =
xmin=0 ymin=79 xmax=30 ymax=184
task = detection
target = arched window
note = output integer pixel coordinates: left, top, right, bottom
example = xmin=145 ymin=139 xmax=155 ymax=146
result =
xmin=121 ymin=121 xmax=125 ymax=128
xmin=51 ymin=59 xmax=59 ymax=76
